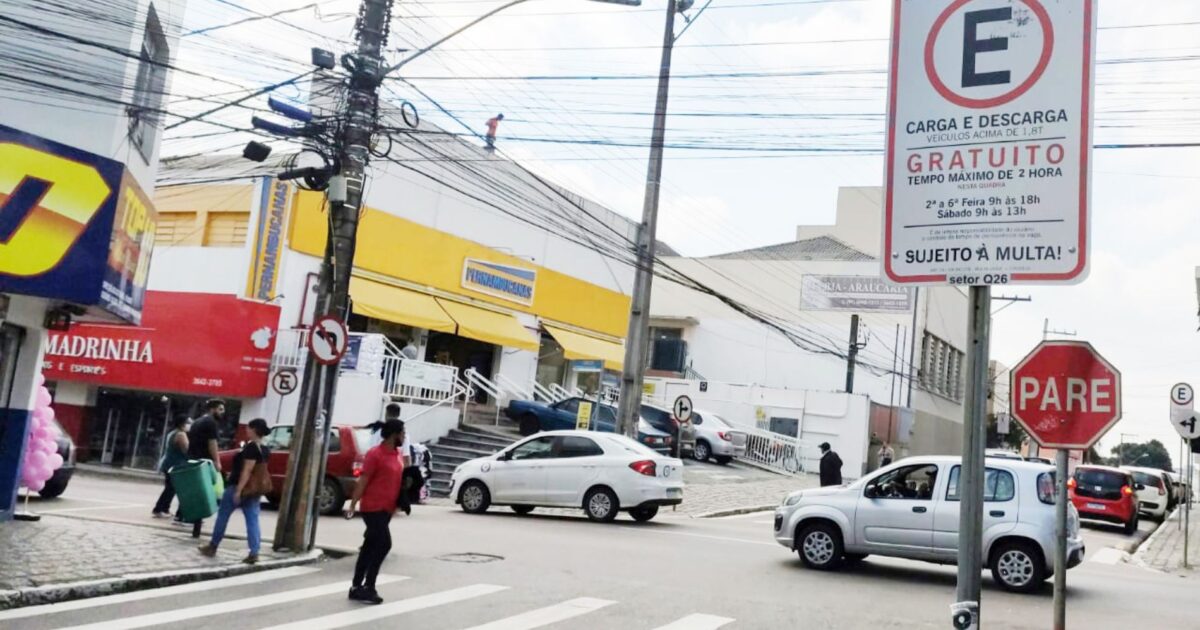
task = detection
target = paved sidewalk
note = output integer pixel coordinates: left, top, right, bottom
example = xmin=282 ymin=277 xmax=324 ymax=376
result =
xmin=0 ymin=514 xmax=320 ymax=609
xmin=1138 ymin=504 xmax=1200 ymax=576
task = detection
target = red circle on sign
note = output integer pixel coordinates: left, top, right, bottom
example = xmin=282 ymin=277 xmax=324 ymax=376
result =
xmin=924 ymin=0 xmax=1055 ymax=109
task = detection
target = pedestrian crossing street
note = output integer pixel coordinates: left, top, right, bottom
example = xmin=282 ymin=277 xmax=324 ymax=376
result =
xmin=0 ymin=567 xmax=736 ymax=630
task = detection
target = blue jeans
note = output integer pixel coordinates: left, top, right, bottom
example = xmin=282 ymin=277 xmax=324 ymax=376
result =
xmin=209 ymin=486 xmax=261 ymax=555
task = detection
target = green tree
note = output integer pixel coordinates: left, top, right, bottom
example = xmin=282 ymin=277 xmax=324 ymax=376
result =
xmin=986 ymin=414 xmax=1027 ymax=451
xmin=1109 ymin=440 xmax=1174 ymax=471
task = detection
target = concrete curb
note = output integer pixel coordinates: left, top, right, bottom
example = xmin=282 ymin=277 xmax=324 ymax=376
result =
xmin=75 ymin=464 xmax=161 ymax=484
xmin=0 ymin=549 xmax=323 ymax=610
xmin=1131 ymin=507 xmax=1181 ymax=571
xmin=692 ymin=504 xmax=776 ymax=519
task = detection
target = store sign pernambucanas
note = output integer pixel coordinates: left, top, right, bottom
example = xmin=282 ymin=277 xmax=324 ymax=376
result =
xmin=246 ymin=177 xmax=291 ymax=301
xmin=801 ymin=275 xmax=915 ymax=313
xmin=884 ymin=0 xmax=1096 ymax=286
xmin=461 ymin=258 xmax=537 ymax=306
xmin=0 ymin=124 xmax=157 ymax=323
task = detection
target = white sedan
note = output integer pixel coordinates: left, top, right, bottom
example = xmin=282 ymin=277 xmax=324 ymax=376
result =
xmin=450 ymin=430 xmax=685 ymax=522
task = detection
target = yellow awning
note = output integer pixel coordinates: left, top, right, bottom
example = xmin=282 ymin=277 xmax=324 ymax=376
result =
xmin=544 ymin=324 xmax=625 ymax=371
xmin=350 ymin=277 xmax=456 ymax=333
xmin=437 ymin=299 xmax=539 ymax=351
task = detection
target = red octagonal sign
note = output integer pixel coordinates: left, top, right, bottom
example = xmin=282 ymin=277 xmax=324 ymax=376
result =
xmin=1009 ymin=340 xmax=1122 ymax=450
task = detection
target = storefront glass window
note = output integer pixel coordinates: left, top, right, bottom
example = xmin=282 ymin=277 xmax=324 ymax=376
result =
xmin=536 ymin=334 xmax=566 ymax=390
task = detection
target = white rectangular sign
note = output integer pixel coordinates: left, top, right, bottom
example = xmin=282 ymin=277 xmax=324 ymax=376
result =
xmin=397 ymin=360 xmax=456 ymax=394
xmin=884 ymin=0 xmax=1097 ymax=286
xmin=801 ymin=275 xmax=915 ymax=313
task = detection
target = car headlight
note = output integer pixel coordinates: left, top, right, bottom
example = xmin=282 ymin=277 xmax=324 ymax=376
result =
xmin=782 ymin=491 xmax=804 ymax=507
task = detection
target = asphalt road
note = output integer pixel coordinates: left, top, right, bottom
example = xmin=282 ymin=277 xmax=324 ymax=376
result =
xmin=10 ymin=474 xmax=1191 ymax=629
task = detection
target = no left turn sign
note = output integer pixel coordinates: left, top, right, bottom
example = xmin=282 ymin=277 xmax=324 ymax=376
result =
xmin=309 ymin=315 xmax=349 ymax=366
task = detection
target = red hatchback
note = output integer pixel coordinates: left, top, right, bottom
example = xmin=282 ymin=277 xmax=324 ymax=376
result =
xmin=219 ymin=424 xmax=375 ymax=515
xmin=1069 ymin=465 xmax=1139 ymax=534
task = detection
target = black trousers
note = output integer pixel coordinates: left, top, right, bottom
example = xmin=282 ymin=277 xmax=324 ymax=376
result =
xmin=153 ymin=473 xmax=175 ymax=514
xmin=353 ymin=511 xmax=393 ymax=590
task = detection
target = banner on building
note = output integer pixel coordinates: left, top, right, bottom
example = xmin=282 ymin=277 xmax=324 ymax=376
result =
xmin=396 ymin=360 xmax=456 ymax=395
xmin=0 ymin=123 xmax=157 ymax=323
xmin=801 ymin=275 xmax=914 ymax=313
xmin=245 ymin=177 xmax=291 ymax=301
xmin=42 ymin=291 xmax=280 ymax=397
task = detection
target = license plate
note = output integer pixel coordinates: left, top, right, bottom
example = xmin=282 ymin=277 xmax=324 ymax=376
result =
xmin=1086 ymin=503 xmax=1105 ymax=510
xmin=667 ymin=488 xmax=683 ymax=498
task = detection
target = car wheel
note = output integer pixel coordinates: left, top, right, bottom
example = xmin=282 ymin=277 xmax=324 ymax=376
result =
xmin=715 ymin=456 xmax=733 ymax=466
xmin=519 ymin=414 xmax=540 ymax=436
xmin=459 ymin=481 xmax=491 ymax=514
xmin=630 ymin=505 xmax=659 ymax=522
xmin=584 ymin=487 xmax=619 ymax=522
xmin=1124 ymin=514 xmax=1139 ymax=535
xmin=796 ymin=522 xmax=844 ymax=571
xmin=693 ymin=440 xmax=711 ymax=462
xmin=318 ymin=477 xmax=343 ymax=516
xmin=990 ymin=541 xmax=1046 ymax=593
xmin=37 ymin=477 xmax=68 ymax=499
xmin=511 ymin=505 xmax=534 ymax=515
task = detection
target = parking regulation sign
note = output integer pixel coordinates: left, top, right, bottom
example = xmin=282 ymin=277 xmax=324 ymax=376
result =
xmin=884 ymin=0 xmax=1097 ymax=286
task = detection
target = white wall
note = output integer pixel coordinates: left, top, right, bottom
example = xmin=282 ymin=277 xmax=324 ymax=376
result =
xmin=0 ymin=0 xmax=188 ymax=191
xmin=795 ymin=187 xmax=885 ymax=257
xmin=644 ymin=377 xmax=871 ymax=479
xmin=147 ymin=248 xmax=251 ymax=295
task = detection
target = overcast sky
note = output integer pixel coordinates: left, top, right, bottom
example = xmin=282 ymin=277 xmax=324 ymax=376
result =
xmin=168 ymin=0 xmax=1200 ymax=467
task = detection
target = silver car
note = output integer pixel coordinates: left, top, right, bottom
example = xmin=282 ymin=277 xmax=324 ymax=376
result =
xmin=774 ymin=455 xmax=1085 ymax=593
xmin=690 ymin=409 xmax=747 ymax=464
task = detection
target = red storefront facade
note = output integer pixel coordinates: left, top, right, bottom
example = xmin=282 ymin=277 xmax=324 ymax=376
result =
xmin=44 ymin=291 xmax=280 ymax=467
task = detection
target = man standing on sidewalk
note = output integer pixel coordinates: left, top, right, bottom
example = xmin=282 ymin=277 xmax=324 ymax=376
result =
xmin=188 ymin=399 xmax=225 ymax=474
xmin=346 ymin=419 xmax=405 ymax=605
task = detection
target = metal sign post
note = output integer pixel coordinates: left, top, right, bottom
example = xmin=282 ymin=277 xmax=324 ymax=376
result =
xmin=673 ymin=395 xmax=693 ymax=460
xmin=1053 ymin=448 xmax=1069 ymax=626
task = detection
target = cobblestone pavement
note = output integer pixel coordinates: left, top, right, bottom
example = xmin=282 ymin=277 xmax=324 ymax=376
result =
xmin=1139 ymin=504 xmax=1200 ymax=576
xmin=0 ymin=514 xmax=292 ymax=592
xmin=429 ymin=461 xmax=816 ymax=517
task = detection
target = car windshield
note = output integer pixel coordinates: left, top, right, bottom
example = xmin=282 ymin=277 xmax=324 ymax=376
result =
xmin=703 ymin=413 xmax=731 ymax=429
xmin=1075 ymin=468 xmax=1127 ymax=489
xmin=1131 ymin=471 xmax=1163 ymax=489
xmin=352 ymin=428 xmax=374 ymax=454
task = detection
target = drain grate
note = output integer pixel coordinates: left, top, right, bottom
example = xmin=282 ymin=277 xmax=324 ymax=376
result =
xmin=436 ymin=552 xmax=505 ymax=564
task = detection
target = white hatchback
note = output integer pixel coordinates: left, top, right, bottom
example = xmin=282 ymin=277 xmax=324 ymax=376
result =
xmin=450 ymin=430 xmax=685 ymax=522
xmin=774 ymin=456 xmax=1085 ymax=593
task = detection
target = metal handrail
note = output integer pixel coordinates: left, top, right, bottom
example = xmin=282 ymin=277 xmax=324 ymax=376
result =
xmin=464 ymin=368 xmax=503 ymax=402
xmin=531 ymin=382 xmax=555 ymax=403
xmin=548 ymin=383 xmax=572 ymax=400
xmin=496 ymin=373 xmax=532 ymax=401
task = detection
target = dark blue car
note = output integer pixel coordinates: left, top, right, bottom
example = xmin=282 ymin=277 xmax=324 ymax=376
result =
xmin=505 ymin=397 xmax=676 ymax=453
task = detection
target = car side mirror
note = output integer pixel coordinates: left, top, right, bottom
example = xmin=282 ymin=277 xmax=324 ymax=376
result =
xmin=865 ymin=484 xmax=879 ymax=499
xmin=500 ymin=451 xmax=513 ymax=461
xmin=1136 ymin=483 xmax=1146 ymax=491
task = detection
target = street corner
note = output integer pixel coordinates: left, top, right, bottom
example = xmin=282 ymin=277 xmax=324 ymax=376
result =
xmin=0 ymin=514 xmax=323 ymax=610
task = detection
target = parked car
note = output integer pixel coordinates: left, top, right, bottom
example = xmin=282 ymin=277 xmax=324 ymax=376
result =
xmin=690 ymin=409 xmax=746 ymax=464
xmin=1069 ymin=465 xmax=1139 ymax=534
xmin=1122 ymin=466 xmax=1172 ymax=522
xmin=39 ymin=417 xmax=76 ymax=499
xmin=639 ymin=402 xmax=696 ymax=457
xmin=774 ymin=456 xmax=1084 ymax=593
xmin=1025 ymin=457 xmax=1054 ymax=466
xmin=219 ymin=424 xmax=374 ymax=515
xmin=450 ymin=430 xmax=684 ymax=522
xmin=985 ymin=449 xmax=1023 ymax=460
xmin=1165 ymin=471 xmax=1183 ymax=510
xmin=506 ymin=397 xmax=694 ymax=456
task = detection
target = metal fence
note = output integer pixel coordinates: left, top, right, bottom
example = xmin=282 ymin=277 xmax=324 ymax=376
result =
xmin=740 ymin=427 xmax=816 ymax=477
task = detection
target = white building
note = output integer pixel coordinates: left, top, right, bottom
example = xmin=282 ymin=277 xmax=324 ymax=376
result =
xmin=649 ymin=187 xmax=970 ymax=458
xmin=0 ymin=0 xmax=186 ymax=520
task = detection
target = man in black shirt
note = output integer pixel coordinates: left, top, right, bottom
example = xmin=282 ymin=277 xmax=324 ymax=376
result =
xmin=188 ymin=399 xmax=225 ymax=475
xmin=819 ymin=442 xmax=843 ymax=487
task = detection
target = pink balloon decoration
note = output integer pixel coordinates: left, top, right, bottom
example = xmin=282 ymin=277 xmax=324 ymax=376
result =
xmin=36 ymin=387 xmax=51 ymax=408
xmin=41 ymin=406 xmax=55 ymax=423
xmin=49 ymin=453 xmax=64 ymax=469
xmin=35 ymin=372 xmax=45 ymax=387
xmin=25 ymin=478 xmax=45 ymax=493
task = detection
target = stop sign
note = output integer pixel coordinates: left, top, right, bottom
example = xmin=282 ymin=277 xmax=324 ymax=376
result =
xmin=1009 ymin=341 xmax=1122 ymax=449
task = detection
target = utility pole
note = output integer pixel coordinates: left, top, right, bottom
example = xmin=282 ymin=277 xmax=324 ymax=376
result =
xmin=845 ymin=314 xmax=862 ymax=393
xmin=907 ymin=287 xmax=920 ymax=408
xmin=274 ymin=0 xmax=393 ymax=552
xmin=955 ymin=286 xmax=991 ymax=626
xmin=618 ymin=0 xmax=679 ymax=437
xmin=1043 ymin=318 xmax=1077 ymax=340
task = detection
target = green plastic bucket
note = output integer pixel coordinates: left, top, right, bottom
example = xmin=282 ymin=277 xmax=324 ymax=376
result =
xmin=170 ymin=459 xmax=219 ymax=521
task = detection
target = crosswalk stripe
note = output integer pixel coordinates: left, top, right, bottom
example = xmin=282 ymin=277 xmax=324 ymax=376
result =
xmin=653 ymin=613 xmax=736 ymax=629
xmin=260 ymin=584 xmax=509 ymax=630
xmin=55 ymin=575 xmax=408 ymax=630
xmin=460 ymin=597 xmax=616 ymax=630
xmin=0 ymin=567 xmax=320 ymax=622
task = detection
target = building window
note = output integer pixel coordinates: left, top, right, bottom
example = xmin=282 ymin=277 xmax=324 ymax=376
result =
xmin=919 ymin=332 xmax=964 ymax=402
xmin=203 ymin=212 xmax=250 ymax=247
xmin=648 ymin=327 xmax=686 ymax=372
xmin=129 ymin=4 xmax=170 ymax=163
xmin=155 ymin=212 xmax=197 ymax=245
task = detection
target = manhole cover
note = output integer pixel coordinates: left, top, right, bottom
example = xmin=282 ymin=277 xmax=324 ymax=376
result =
xmin=436 ymin=553 xmax=504 ymax=564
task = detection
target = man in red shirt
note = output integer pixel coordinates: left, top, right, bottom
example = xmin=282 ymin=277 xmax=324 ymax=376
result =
xmin=346 ymin=419 xmax=405 ymax=605
xmin=485 ymin=113 xmax=504 ymax=151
